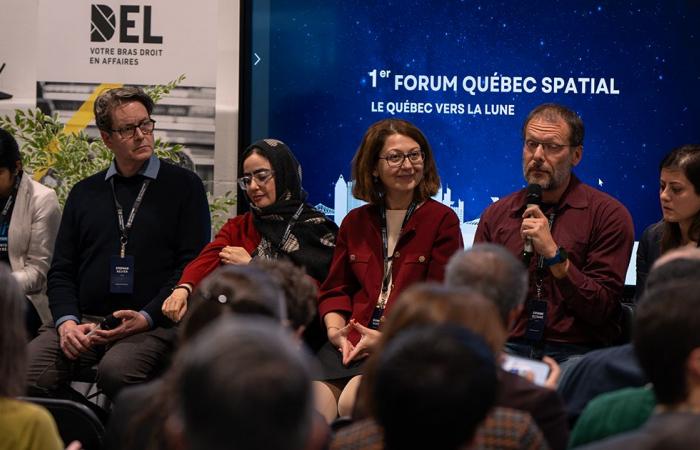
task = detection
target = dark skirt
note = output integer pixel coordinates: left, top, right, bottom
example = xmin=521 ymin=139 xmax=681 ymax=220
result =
xmin=315 ymin=340 xmax=366 ymax=380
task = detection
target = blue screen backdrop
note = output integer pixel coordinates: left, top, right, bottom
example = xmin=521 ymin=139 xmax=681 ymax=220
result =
xmin=244 ymin=1 xmax=700 ymax=282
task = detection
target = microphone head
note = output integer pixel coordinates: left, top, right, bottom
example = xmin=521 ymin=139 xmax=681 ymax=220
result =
xmin=525 ymin=184 xmax=542 ymax=206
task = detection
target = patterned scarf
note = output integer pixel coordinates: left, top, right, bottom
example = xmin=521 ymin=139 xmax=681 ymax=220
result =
xmin=241 ymin=139 xmax=338 ymax=282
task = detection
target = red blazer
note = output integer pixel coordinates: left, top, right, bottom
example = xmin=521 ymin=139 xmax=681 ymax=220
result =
xmin=318 ymin=199 xmax=463 ymax=343
xmin=178 ymin=213 xmax=261 ymax=287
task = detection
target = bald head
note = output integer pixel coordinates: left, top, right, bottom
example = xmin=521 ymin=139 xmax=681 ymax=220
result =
xmin=652 ymin=247 xmax=700 ymax=271
xmin=445 ymin=243 xmax=528 ymax=326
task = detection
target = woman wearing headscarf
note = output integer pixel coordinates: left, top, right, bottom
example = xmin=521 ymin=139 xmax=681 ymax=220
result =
xmin=162 ymin=138 xmax=338 ymax=323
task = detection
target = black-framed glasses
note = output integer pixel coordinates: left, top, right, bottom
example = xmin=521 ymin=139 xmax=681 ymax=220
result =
xmin=237 ymin=169 xmax=275 ymax=189
xmin=111 ymin=119 xmax=156 ymax=139
xmin=378 ymin=150 xmax=425 ymax=167
xmin=524 ymin=139 xmax=572 ymax=154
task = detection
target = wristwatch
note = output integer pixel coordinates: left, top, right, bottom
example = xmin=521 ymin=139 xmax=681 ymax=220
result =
xmin=544 ymin=247 xmax=568 ymax=267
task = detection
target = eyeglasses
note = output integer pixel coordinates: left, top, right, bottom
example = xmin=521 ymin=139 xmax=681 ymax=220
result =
xmin=378 ymin=150 xmax=425 ymax=167
xmin=524 ymin=140 xmax=572 ymax=154
xmin=237 ymin=169 xmax=274 ymax=189
xmin=111 ymin=119 xmax=156 ymax=139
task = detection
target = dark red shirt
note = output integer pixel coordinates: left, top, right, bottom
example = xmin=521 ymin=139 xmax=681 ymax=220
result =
xmin=475 ymin=175 xmax=634 ymax=346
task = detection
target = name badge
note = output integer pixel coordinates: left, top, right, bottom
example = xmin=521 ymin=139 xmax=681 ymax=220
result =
xmin=369 ymin=306 xmax=385 ymax=330
xmin=524 ymin=299 xmax=547 ymax=342
xmin=110 ymin=255 xmax=134 ymax=294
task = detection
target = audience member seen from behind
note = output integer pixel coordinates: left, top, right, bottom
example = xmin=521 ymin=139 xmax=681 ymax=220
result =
xmin=566 ymin=249 xmax=700 ymax=447
xmin=162 ymin=138 xmax=338 ymax=326
xmin=173 ymin=317 xmax=318 ymax=450
xmin=105 ymin=264 xmax=289 ymax=450
xmin=316 ymin=118 xmax=463 ymax=420
xmin=635 ymin=144 xmax=700 ymax=299
xmin=251 ymin=258 xmax=318 ymax=338
xmin=474 ymin=103 xmax=634 ymax=365
xmin=337 ymin=284 xmax=548 ymax=450
xmin=577 ymin=279 xmax=700 ymax=450
xmin=27 ymin=86 xmax=211 ymax=401
xmin=0 ymin=128 xmax=61 ymax=337
xmin=0 ymin=263 xmax=68 ymax=450
xmin=559 ymin=247 xmax=700 ymax=428
xmin=374 ymin=326 xmax=498 ymax=450
xmin=446 ymin=243 xmax=569 ymax=450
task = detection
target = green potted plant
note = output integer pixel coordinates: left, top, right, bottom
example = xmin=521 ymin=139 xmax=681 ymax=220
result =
xmin=0 ymin=76 xmax=236 ymax=232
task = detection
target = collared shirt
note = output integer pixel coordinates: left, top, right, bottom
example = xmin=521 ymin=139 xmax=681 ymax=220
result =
xmin=475 ymin=175 xmax=634 ymax=346
xmin=104 ymin=153 xmax=160 ymax=180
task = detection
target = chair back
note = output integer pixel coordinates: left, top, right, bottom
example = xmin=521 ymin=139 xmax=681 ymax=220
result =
xmin=20 ymin=397 xmax=105 ymax=450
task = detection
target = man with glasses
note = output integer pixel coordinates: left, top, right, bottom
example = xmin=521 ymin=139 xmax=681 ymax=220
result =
xmin=474 ymin=103 xmax=633 ymax=370
xmin=27 ymin=86 xmax=211 ymax=402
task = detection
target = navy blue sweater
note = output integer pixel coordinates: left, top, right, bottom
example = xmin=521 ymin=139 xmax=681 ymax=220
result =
xmin=48 ymin=159 xmax=211 ymax=327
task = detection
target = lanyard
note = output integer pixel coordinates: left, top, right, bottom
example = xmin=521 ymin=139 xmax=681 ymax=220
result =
xmin=379 ymin=201 xmax=418 ymax=298
xmin=0 ymin=172 xmax=21 ymax=225
xmin=109 ymin=178 xmax=150 ymax=258
xmin=535 ymin=211 xmax=556 ymax=300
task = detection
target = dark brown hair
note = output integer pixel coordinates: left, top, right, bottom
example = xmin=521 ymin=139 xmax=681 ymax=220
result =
xmin=93 ymin=85 xmax=154 ymax=132
xmin=351 ymin=118 xmax=440 ymax=205
xmin=522 ymin=103 xmax=585 ymax=147
xmin=659 ymin=145 xmax=700 ymax=253
xmin=635 ymin=280 xmax=700 ymax=404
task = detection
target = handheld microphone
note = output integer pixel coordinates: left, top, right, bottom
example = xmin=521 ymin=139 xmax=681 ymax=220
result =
xmin=522 ymin=183 xmax=542 ymax=264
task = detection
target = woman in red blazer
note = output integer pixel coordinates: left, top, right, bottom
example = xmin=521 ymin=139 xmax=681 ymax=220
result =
xmin=315 ymin=118 xmax=463 ymax=421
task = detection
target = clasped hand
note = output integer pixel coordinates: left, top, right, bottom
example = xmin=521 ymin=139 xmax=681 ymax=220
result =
xmin=219 ymin=245 xmax=252 ymax=265
xmin=328 ymin=319 xmax=381 ymax=366
xmin=58 ymin=310 xmax=149 ymax=359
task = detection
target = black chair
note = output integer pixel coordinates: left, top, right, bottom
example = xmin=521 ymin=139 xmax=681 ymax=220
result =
xmin=615 ymin=302 xmax=636 ymax=345
xmin=20 ymin=397 xmax=105 ymax=450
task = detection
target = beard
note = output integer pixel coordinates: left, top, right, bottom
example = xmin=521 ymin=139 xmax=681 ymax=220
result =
xmin=523 ymin=158 xmax=572 ymax=191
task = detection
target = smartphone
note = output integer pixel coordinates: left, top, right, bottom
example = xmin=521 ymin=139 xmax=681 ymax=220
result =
xmin=502 ymin=354 xmax=551 ymax=386
xmin=100 ymin=314 xmax=121 ymax=331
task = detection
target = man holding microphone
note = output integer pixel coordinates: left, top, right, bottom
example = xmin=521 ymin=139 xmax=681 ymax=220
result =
xmin=475 ymin=103 xmax=633 ymax=370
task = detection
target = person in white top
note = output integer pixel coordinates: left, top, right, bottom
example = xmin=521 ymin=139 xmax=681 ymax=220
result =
xmin=0 ymin=128 xmax=61 ymax=337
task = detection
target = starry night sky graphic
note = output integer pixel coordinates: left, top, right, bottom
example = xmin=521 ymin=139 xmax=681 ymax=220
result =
xmin=247 ymin=1 xmax=699 ymax=237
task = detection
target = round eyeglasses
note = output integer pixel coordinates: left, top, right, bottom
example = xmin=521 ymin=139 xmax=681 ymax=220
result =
xmin=377 ymin=150 xmax=425 ymax=167
xmin=237 ymin=169 xmax=275 ymax=189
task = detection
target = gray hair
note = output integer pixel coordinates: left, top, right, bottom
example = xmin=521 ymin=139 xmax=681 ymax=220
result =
xmin=93 ymin=86 xmax=154 ymax=132
xmin=0 ymin=263 xmax=27 ymax=397
xmin=177 ymin=317 xmax=314 ymax=450
xmin=445 ymin=243 xmax=528 ymax=326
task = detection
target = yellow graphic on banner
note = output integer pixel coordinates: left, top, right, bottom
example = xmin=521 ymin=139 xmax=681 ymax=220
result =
xmin=36 ymin=83 xmax=122 ymax=180
xmin=63 ymin=83 xmax=122 ymax=136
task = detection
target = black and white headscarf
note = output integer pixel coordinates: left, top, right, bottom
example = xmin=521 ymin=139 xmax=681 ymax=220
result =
xmin=240 ymin=139 xmax=338 ymax=283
